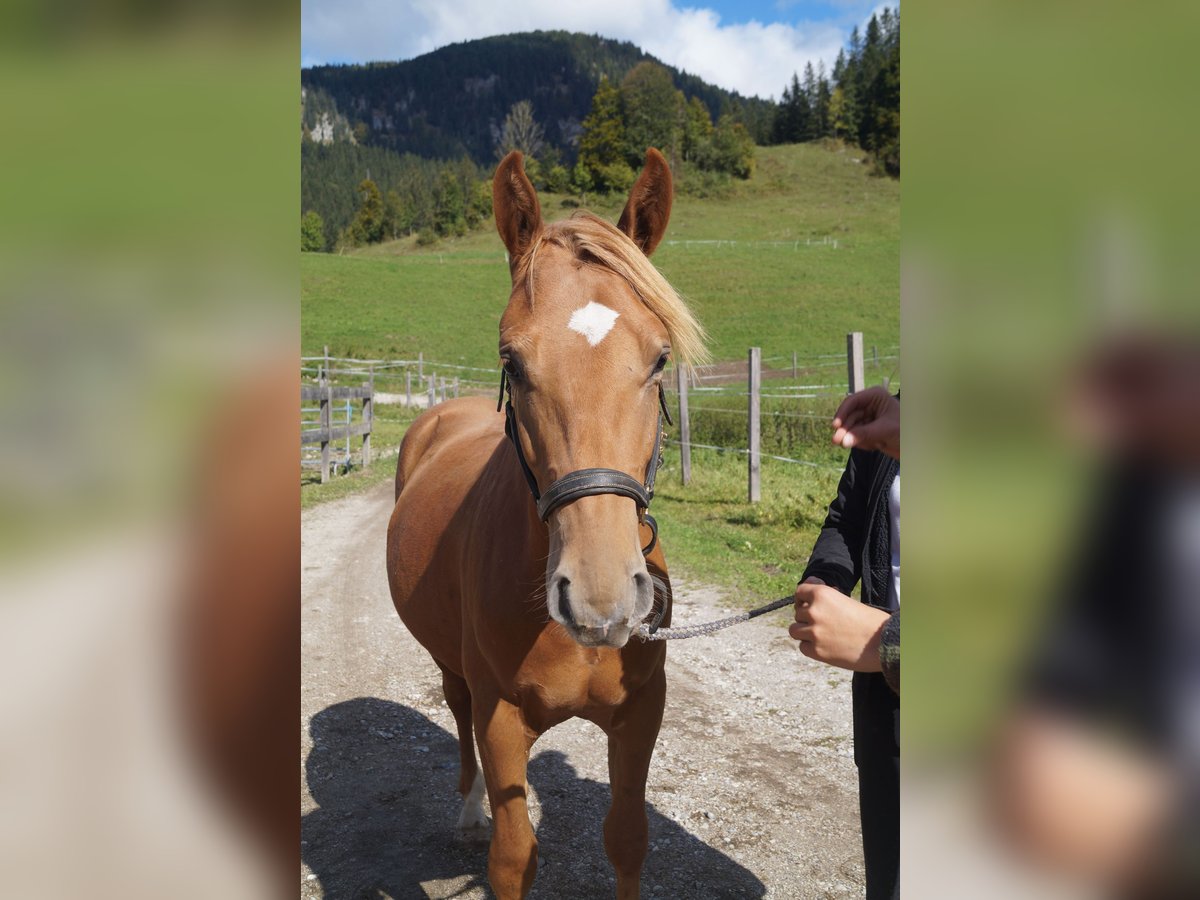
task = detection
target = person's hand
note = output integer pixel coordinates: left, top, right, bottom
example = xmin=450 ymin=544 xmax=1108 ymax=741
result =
xmin=831 ymin=387 xmax=900 ymax=458
xmin=789 ymin=579 xmax=888 ymax=671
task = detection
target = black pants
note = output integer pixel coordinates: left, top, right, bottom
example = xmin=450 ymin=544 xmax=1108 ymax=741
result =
xmin=853 ymin=671 xmax=899 ymax=899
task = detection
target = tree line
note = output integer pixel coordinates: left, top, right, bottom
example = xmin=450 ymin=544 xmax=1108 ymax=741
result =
xmin=770 ymin=8 xmax=899 ymax=175
xmin=303 ymin=60 xmax=758 ymax=252
xmin=300 ymin=142 xmax=491 ymax=250
xmin=302 ymin=21 xmax=900 ymax=250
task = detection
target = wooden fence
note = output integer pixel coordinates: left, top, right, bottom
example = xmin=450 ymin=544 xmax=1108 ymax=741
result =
xmin=301 ymin=378 xmax=374 ymax=484
xmin=672 ymin=331 xmax=889 ymax=501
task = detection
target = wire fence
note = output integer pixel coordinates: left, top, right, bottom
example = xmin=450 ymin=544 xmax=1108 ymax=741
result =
xmin=302 ymin=333 xmax=898 ymax=497
xmin=660 ymin=236 xmax=844 ymax=250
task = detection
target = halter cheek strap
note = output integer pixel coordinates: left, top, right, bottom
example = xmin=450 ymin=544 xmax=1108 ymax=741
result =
xmin=497 ymin=370 xmax=667 ymax=553
xmin=498 ymin=369 xmax=669 ymax=633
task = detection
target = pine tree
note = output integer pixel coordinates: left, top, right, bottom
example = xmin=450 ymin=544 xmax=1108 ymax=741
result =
xmin=772 ymin=81 xmax=794 ymax=143
xmin=802 ymin=63 xmax=819 ymax=140
xmin=772 ymin=72 xmax=811 ymax=143
xmin=814 ymin=62 xmax=832 ymax=139
xmin=864 ymin=36 xmax=900 ymax=173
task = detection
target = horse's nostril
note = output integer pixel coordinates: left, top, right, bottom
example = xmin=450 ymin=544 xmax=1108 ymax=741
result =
xmin=557 ymin=578 xmax=575 ymax=628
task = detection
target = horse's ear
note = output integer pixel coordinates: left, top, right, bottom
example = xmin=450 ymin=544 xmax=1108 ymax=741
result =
xmin=618 ymin=148 xmax=673 ymax=256
xmin=493 ymin=151 xmax=542 ymax=268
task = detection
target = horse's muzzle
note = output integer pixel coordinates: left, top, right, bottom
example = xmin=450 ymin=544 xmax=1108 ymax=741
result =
xmin=570 ymin=621 xmax=633 ymax=649
xmin=547 ymin=570 xmax=650 ymax=649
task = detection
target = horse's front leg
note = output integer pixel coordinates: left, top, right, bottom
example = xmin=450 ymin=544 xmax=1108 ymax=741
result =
xmin=474 ymin=691 xmax=538 ymax=899
xmin=604 ymin=664 xmax=666 ymax=900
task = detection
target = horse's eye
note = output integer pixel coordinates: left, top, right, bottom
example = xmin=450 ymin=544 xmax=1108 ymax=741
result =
xmin=502 ymin=357 xmax=522 ymax=380
xmin=652 ymin=352 xmax=669 ymax=375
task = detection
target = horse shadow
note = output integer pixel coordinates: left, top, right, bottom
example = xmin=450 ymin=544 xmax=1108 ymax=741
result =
xmin=302 ymin=697 xmax=766 ymax=898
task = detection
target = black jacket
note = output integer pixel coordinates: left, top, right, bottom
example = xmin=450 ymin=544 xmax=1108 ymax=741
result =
xmin=803 ymin=445 xmax=901 ymax=900
xmin=802 ymin=447 xmax=899 ymax=611
xmin=801 ymin=446 xmax=900 ymax=760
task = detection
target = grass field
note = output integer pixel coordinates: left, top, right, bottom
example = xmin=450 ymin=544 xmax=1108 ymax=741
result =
xmin=302 ymin=142 xmax=899 ymax=366
xmin=301 ymin=141 xmax=896 ymax=603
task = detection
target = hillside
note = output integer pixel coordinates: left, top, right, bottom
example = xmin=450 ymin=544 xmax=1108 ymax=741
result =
xmin=301 ymin=30 xmax=776 ymax=165
xmin=301 ymin=142 xmax=898 ymax=367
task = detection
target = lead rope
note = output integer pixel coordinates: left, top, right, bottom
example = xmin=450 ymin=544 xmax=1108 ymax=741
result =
xmin=634 ymin=595 xmax=795 ymax=642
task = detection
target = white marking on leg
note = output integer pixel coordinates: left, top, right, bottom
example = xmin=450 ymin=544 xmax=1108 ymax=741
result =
xmin=567 ymin=301 xmax=620 ymax=347
xmin=457 ymin=770 xmax=489 ymax=829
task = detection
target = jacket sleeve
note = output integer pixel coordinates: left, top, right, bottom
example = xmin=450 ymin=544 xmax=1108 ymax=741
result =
xmin=799 ymin=448 xmax=870 ymax=595
xmin=879 ymin=612 xmax=899 ymax=694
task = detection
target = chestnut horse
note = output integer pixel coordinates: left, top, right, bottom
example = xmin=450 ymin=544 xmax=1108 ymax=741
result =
xmin=386 ymin=148 xmax=705 ymax=898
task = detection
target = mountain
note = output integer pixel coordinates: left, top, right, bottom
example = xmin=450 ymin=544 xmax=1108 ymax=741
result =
xmin=300 ymin=30 xmax=776 ymax=164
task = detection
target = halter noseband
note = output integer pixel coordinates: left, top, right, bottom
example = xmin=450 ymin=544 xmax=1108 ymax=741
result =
xmin=497 ymin=369 xmax=672 ymax=555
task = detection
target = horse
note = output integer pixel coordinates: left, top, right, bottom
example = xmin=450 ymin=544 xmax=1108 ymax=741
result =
xmin=386 ymin=147 xmax=706 ymax=899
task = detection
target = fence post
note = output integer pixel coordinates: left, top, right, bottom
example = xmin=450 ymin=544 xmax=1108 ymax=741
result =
xmin=677 ymin=364 xmax=691 ymax=486
xmin=405 ymin=369 xmax=412 ymax=406
xmin=847 ymin=332 xmax=865 ymax=395
xmin=453 ymin=377 xmax=459 ymax=399
xmin=362 ymin=368 xmax=373 ymax=466
xmin=748 ymin=347 xmax=761 ymax=503
xmin=319 ymin=376 xmax=331 ymax=484
xmin=418 ymin=351 xmax=423 ymax=380
xmin=439 ymin=377 xmax=447 ymax=404
xmin=427 ymin=374 xmax=436 ymax=407
xmin=792 ymin=350 xmax=797 ymax=379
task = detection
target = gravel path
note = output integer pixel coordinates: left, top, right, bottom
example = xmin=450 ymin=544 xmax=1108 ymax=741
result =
xmin=301 ymin=481 xmax=864 ymax=899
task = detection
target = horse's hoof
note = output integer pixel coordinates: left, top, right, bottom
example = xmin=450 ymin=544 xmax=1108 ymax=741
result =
xmin=456 ymin=807 xmax=491 ymax=830
xmin=456 ymin=772 xmax=489 ymax=830
xmin=454 ymin=816 xmax=491 ymax=844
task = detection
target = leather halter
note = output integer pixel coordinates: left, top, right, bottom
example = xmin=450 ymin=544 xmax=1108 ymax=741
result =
xmin=497 ymin=369 xmax=672 ymax=555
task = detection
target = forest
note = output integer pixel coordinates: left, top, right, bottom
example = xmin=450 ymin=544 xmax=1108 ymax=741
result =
xmin=301 ymin=13 xmax=899 ymax=251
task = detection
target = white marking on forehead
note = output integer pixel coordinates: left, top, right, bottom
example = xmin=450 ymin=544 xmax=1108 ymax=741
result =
xmin=567 ymin=301 xmax=620 ymax=347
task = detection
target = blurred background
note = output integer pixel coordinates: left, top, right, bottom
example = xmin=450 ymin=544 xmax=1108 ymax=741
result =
xmin=905 ymin=1 xmax=1199 ymax=896
xmin=0 ymin=2 xmax=297 ymax=898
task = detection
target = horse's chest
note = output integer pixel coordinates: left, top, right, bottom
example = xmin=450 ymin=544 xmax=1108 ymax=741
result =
xmin=518 ymin=650 xmax=629 ymax=717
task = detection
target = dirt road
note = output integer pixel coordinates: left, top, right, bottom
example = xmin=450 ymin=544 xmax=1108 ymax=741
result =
xmin=301 ymin=481 xmax=864 ymax=899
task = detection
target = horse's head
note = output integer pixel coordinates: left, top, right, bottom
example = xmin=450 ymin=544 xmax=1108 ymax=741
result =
xmin=493 ymin=148 xmax=705 ymax=649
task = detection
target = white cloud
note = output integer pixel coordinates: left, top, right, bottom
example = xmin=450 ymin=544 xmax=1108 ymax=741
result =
xmin=300 ymin=0 xmax=853 ymax=100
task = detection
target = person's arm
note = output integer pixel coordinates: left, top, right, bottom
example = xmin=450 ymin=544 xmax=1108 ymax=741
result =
xmin=799 ymin=449 xmax=870 ymax=594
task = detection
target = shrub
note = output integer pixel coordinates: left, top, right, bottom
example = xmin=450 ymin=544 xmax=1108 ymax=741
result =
xmin=301 ymin=210 xmax=325 ymax=252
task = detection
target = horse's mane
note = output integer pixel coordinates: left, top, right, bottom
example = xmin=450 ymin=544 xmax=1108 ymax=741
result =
xmin=520 ymin=212 xmax=710 ymax=367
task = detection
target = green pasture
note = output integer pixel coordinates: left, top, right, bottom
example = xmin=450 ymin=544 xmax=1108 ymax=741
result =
xmin=650 ymin=445 xmax=845 ymax=602
xmin=302 ymin=143 xmax=899 ymax=366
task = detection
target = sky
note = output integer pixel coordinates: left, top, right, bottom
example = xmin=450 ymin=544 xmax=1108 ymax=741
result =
xmin=300 ymin=0 xmax=891 ymax=101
